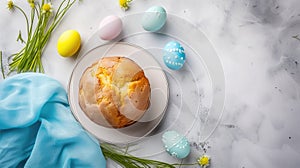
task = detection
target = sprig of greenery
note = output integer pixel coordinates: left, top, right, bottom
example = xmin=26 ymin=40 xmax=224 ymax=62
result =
xmin=101 ymin=143 xmax=179 ymax=168
xmin=101 ymin=143 xmax=198 ymax=168
xmin=8 ymin=0 xmax=77 ymax=73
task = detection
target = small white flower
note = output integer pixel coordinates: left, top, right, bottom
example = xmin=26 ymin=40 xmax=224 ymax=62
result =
xmin=198 ymin=155 xmax=210 ymax=168
xmin=42 ymin=3 xmax=53 ymax=14
xmin=119 ymin=0 xmax=132 ymax=10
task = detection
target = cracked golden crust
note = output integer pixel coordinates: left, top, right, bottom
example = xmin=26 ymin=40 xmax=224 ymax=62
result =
xmin=79 ymin=57 xmax=151 ymax=128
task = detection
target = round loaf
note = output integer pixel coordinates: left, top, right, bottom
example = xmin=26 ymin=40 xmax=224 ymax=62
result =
xmin=79 ymin=56 xmax=151 ymax=128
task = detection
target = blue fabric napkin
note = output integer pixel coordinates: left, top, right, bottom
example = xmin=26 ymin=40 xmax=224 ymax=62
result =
xmin=0 ymin=73 xmax=106 ymax=168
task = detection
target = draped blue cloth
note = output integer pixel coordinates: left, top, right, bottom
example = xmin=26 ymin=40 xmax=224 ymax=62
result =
xmin=0 ymin=73 xmax=106 ymax=168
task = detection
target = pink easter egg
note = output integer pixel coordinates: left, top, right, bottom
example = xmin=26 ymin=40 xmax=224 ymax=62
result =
xmin=99 ymin=15 xmax=123 ymax=40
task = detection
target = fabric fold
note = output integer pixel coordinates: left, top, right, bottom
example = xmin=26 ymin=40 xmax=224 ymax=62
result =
xmin=0 ymin=73 xmax=106 ymax=168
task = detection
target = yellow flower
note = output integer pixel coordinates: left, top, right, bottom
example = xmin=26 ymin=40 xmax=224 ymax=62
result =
xmin=197 ymin=155 xmax=210 ymax=168
xmin=42 ymin=3 xmax=52 ymax=13
xmin=29 ymin=2 xmax=35 ymax=8
xmin=7 ymin=0 xmax=14 ymax=10
xmin=119 ymin=0 xmax=132 ymax=10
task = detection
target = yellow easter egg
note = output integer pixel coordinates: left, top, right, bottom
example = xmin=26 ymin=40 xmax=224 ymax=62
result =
xmin=57 ymin=30 xmax=81 ymax=57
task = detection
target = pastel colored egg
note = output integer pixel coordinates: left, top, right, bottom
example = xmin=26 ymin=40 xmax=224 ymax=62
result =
xmin=99 ymin=15 xmax=123 ymax=40
xmin=57 ymin=30 xmax=81 ymax=57
xmin=162 ymin=130 xmax=190 ymax=159
xmin=163 ymin=41 xmax=186 ymax=70
xmin=142 ymin=6 xmax=167 ymax=32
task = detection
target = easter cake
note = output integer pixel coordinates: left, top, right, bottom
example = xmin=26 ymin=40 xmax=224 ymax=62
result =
xmin=78 ymin=56 xmax=151 ymax=128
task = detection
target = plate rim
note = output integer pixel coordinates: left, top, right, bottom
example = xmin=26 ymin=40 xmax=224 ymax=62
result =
xmin=67 ymin=42 xmax=169 ymax=144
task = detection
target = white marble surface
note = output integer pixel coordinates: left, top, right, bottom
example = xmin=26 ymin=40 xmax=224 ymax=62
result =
xmin=1 ymin=0 xmax=300 ymax=167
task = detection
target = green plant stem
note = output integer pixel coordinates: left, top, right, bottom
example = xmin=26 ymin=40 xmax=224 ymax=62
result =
xmin=14 ymin=5 xmax=30 ymax=36
xmin=28 ymin=6 xmax=36 ymax=41
xmin=0 ymin=51 xmax=5 ymax=79
xmin=34 ymin=5 xmax=40 ymax=18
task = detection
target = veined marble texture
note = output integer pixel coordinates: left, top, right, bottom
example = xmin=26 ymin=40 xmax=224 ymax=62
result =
xmin=0 ymin=0 xmax=300 ymax=168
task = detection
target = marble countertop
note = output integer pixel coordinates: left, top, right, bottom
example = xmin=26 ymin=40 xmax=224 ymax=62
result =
xmin=1 ymin=0 xmax=300 ymax=167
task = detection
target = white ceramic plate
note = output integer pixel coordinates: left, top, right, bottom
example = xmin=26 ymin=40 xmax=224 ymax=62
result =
xmin=68 ymin=42 xmax=169 ymax=144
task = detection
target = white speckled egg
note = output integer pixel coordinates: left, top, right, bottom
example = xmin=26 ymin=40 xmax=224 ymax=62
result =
xmin=162 ymin=130 xmax=190 ymax=159
xmin=163 ymin=41 xmax=186 ymax=70
xmin=142 ymin=6 xmax=167 ymax=32
xmin=99 ymin=15 xmax=123 ymax=40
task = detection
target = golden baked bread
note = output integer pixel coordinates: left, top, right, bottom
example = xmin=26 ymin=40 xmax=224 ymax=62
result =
xmin=79 ymin=56 xmax=151 ymax=128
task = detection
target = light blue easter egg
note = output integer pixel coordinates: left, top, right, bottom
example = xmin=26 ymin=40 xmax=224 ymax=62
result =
xmin=162 ymin=130 xmax=191 ymax=159
xmin=163 ymin=41 xmax=186 ymax=70
xmin=142 ymin=6 xmax=167 ymax=32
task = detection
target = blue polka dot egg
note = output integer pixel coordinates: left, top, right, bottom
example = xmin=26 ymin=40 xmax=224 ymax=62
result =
xmin=162 ymin=130 xmax=190 ymax=159
xmin=163 ymin=41 xmax=186 ymax=70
